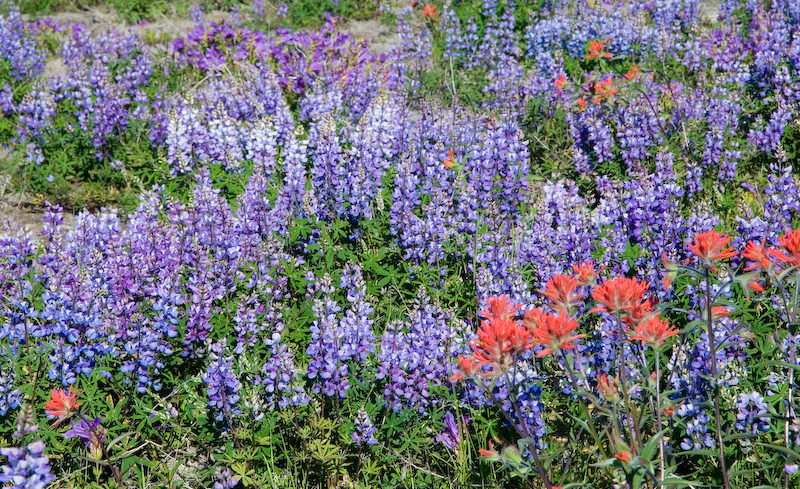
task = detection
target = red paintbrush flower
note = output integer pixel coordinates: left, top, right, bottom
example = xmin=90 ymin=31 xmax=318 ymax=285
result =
xmin=585 ymin=38 xmax=613 ymax=59
xmin=629 ymin=314 xmax=679 ymax=348
xmin=597 ymin=373 xmax=619 ymax=401
xmin=45 ymin=386 xmax=83 ymax=427
xmin=480 ymin=294 xmax=522 ymax=322
xmin=573 ymin=259 xmax=604 ymax=286
xmin=444 ymin=149 xmax=455 ymax=169
xmin=555 ymin=74 xmax=567 ymax=94
xmin=625 ymin=65 xmax=640 ymax=80
xmin=422 ymin=4 xmax=437 ymax=18
xmin=528 ymin=310 xmax=586 ymax=357
xmin=450 ymin=356 xmax=482 ymax=380
xmin=538 ymin=274 xmax=584 ymax=312
xmin=711 ymin=306 xmax=731 ymax=320
xmin=590 ymin=277 xmax=650 ymax=316
xmin=592 ymin=75 xmax=618 ymax=103
xmin=686 ymin=230 xmax=737 ymax=272
xmin=615 ymin=451 xmax=633 ymax=464
xmin=771 ymin=228 xmax=800 ymax=268
xmin=742 ymin=240 xmax=774 ymax=272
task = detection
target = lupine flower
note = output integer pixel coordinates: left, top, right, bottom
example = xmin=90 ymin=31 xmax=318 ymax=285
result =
xmin=0 ymin=440 xmax=55 ymax=489
xmin=585 ymin=38 xmax=613 ymax=59
xmin=64 ymin=418 xmax=105 ymax=460
xmin=214 ymin=468 xmax=239 ymax=489
xmin=351 ymin=409 xmax=378 ymax=446
xmin=629 ymin=315 xmax=679 ymax=348
xmin=44 ymin=387 xmax=82 ymax=427
xmin=435 ymin=412 xmax=467 ymax=450
xmin=590 ymin=277 xmax=649 ymax=316
xmin=13 ymin=404 xmax=39 ymax=439
xmin=686 ymin=230 xmax=736 ymax=272
xmin=538 ymin=274 xmax=584 ymax=312
xmin=735 ymin=392 xmax=770 ymax=434
xmin=528 ymin=310 xmax=585 ymax=357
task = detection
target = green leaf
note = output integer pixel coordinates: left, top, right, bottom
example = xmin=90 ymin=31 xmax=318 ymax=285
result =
xmin=640 ymin=429 xmax=668 ymax=461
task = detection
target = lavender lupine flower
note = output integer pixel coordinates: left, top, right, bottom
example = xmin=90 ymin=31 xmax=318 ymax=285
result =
xmin=214 ymin=468 xmax=239 ymax=489
xmin=435 ymin=412 xmax=468 ymax=450
xmin=277 ymin=3 xmax=288 ymax=18
xmin=735 ymin=392 xmax=771 ymax=434
xmin=252 ymin=0 xmax=264 ymax=17
xmin=190 ymin=4 xmax=204 ymax=24
xmin=64 ymin=418 xmax=105 ymax=459
xmin=204 ymin=340 xmax=242 ymax=423
xmin=351 ymin=409 xmax=378 ymax=446
xmin=0 ymin=440 xmax=55 ymax=489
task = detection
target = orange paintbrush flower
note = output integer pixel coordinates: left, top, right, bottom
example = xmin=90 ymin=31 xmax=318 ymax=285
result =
xmin=771 ymin=228 xmax=800 ymax=268
xmin=686 ymin=230 xmax=737 ymax=271
xmin=585 ymin=38 xmax=613 ymax=59
xmin=538 ymin=274 xmax=584 ymax=312
xmin=422 ymin=4 xmax=437 ymax=18
xmin=742 ymin=240 xmax=774 ymax=272
xmin=711 ymin=306 xmax=731 ymax=320
xmin=625 ymin=65 xmax=640 ymax=80
xmin=528 ymin=310 xmax=586 ymax=357
xmin=444 ymin=149 xmax=455 ymax=169
xmin=597 ymin=373 xmax=619 ymax=401
xmin=522 ymin=307 xmax=546 ymax=332
xmin=591 ymin=277 xmax=650 ymax=316
xmin=573 ymin=259 xmax=604 ymax=286
xmin=615 ymin=451 xmax=633 ymax=464
xmin=629 ymin=314 xmax=679 ymax=348
xmin=555 ymin=74 xmax=568 ymax=94
xmin=592 ymin=75 xmax=618 ymax=103
xmin=45 ymin=386 xmax=83 ymax=427
xmin=577 ymin=97 xmax=586 ymax=110
xmin=480 ymin=294 xmax=522 ymax=322
xmin=450 ymin=356 xmax=483 ymax=380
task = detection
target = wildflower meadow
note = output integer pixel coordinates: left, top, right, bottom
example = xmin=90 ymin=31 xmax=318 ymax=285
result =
xmin=3 ymin=0 xmax=800 ymax=487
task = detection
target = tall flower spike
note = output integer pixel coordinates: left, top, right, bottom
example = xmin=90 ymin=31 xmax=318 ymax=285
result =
xmin=538 ymin=274 xmax=584 ymax=312
xmin=590 ymin=277 xmax=649 ymax=316
xmin=528 ymin=311 xmax=586 ymax=357
xmin=686 ymin=230 xmax=736 ymax=272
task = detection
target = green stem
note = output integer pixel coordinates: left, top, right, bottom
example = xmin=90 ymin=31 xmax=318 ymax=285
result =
xmin=705 ymin=272 xmax=730 ymax=489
